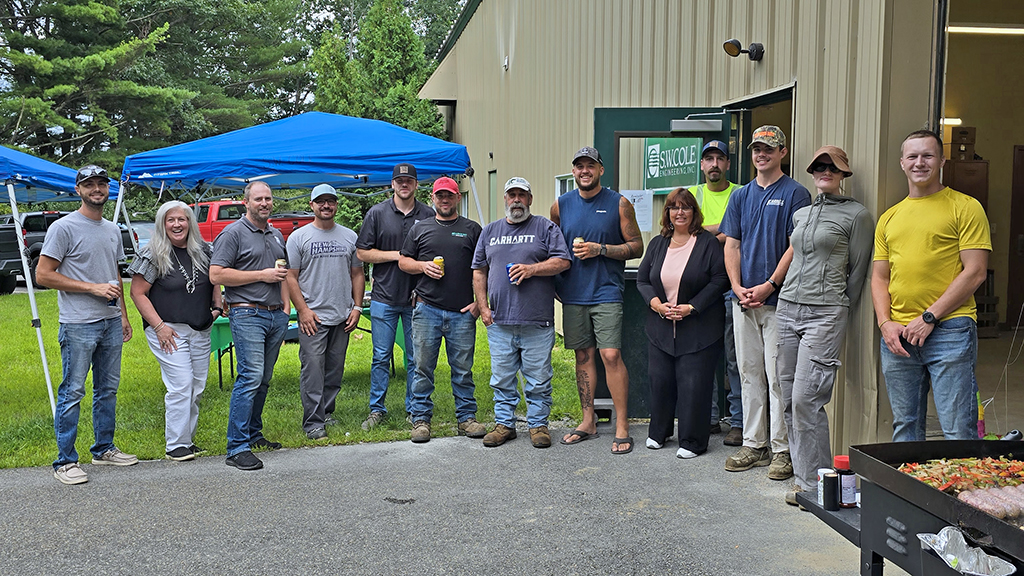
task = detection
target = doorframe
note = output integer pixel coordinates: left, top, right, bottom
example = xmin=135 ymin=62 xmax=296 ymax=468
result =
xmin=1007 ymin=145 xmax=1024 ymax=329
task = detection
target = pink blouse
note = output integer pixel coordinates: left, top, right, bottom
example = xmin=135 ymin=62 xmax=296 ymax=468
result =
xmin=661 ymin=235 xmax=696 ymax=305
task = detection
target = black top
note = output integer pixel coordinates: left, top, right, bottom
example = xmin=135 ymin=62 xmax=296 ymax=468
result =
xmin=401 ymin=215 xmax=482 ymax=312
xmin=148 ymin=246 xmax=215 ymax=331
xmin=356 ymin=197 xmax=435 ymax=306
xmin=635 ymin=232 xmax=729 ymax=356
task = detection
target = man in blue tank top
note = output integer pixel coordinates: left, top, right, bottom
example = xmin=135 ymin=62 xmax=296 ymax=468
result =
xmin=550 ymin=147 xmax=644 ymax=454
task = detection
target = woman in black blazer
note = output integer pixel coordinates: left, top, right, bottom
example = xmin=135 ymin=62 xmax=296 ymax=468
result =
xmin=636 ymin=188 xmax=730 ymax=458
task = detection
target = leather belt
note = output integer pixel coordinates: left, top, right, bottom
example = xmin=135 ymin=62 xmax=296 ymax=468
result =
xmin=230 ymin=302 xmax=283 ymax=311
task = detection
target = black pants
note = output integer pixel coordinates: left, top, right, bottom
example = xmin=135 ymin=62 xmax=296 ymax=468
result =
xmin=647 ymin=340 xmax=723 ymax=454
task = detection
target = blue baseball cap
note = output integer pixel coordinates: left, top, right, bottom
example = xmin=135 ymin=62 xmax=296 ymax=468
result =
xmin=701 ymin=140 xmax=729 ymax=159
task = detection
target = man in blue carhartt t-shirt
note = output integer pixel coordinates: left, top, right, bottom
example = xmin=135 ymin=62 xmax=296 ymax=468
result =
xmin=473 ymin=177 xmax=571 ymax=449
xmin=550 ymin=147 xmax=644 ymax=455
xmin=719 ymin=125 xmax=811 ymax=480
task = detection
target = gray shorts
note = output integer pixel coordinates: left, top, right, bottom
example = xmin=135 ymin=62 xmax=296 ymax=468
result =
xmin=562 ymin=302 xmax=623 ymax=350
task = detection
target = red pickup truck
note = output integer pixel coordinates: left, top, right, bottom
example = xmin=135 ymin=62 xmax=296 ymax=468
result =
xmin=192 ymin=200 xmax=314 ymax=242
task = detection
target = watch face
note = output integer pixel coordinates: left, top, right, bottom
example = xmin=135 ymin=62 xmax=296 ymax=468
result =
xmin=923 ymin=312 xmax=936 ymax=324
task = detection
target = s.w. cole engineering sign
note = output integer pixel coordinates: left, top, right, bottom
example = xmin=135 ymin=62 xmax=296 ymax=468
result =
xmin=643 ymin=137 xmax=701 ymax=193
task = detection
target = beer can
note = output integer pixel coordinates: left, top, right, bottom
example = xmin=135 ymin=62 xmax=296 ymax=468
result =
xmin=506 ymin=262 xmax=517 ymax=284
xmin=433 ymin=256 xmax=445 ymax=276
xmin=275 ymin=258 xmax=287 ymax=269
xmin=573 ymin=236 xmax=585 ymax=246
xmin=107 ymin=280 xmax=119 ymax=307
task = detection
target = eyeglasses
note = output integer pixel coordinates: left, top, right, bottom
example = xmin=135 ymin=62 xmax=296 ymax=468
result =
xmin=667 ymin=206 xmax=693 ymax=213
xmin=312 ymin=198 xmax=337 ymax=205
xmin=812 ymin=163 xmax=843 ymax=174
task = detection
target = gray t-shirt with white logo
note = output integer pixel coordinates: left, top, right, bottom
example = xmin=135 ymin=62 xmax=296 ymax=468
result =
xmin=40 ymin=211 xmax=125 ymax=324
xmin=286 ymin=223 xmax=361 ymax=326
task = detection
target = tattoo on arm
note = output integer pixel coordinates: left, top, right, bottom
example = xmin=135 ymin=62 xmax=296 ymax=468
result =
xmin=605 ymin=197 xmax=643 ymax=260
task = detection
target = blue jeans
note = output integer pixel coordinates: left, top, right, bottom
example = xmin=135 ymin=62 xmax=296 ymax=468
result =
xmin=880 ymin=316 xmax=978 ymax=442
xmin=487 ymin=324 xmax=555 ymax=428
xmin=369 ymin=300 xmax=415 ymax=415
xmin=409 ymin=301 xmax=477 ymax=423
xmin=226 ymin=307 xmax=288 ymax=456
xmin=711 ymin=298 xmax=743 ymax=427
xmin=54 ymin=318 xmax=124 ymax=468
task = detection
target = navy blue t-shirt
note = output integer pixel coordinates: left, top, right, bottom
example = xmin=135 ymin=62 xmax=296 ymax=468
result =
xmin=554 ymin=187 xmax=626 ymax=305
xmin=472 ymin=215 xmax=571 ymax=326
xmin=719 ymin=174 xmax=811 ymax=306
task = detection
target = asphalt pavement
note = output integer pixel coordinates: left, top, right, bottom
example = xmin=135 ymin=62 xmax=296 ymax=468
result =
xmin=0 ymin=421 xmax=907 ymax=576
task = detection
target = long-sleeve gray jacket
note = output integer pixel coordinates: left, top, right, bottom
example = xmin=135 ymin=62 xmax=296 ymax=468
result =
xmin=779 ymin=193 xmax=874 ymax=307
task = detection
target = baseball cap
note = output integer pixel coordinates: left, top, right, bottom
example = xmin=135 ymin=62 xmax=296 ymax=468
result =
xmin=806 ymin=145 xmax=853 ymax=177
xmin=748 ymin=125 xmax=787 ymax=149
xmin=504 ymin=177 xmax=531 ymax=194
xmin=392 ymin=163 xmax=417 ymax=180
xmin=572 ymin=146 xmax=603 ymax=166
xmin=76 ymin=164 xmax=108 ymax=184
xmin=311 ymin=183 xmax=338 ymax=201
xmin=433 ymin=176 xmax=459 ymax=195
xmin=701 ymin=140 xmax=730 ymax=159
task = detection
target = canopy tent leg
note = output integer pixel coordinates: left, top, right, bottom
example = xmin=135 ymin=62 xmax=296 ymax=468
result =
xmin=6 ymin=181 xmax=56 ymax=417
xmin=468 ymin=176 xmax=484 ymax=224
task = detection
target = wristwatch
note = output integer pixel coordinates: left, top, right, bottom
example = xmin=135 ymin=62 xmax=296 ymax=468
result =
xmin=922 ymin=311 xmax=938 ymax=325
xmin=767 ymin=278 xmax=780 ymax=291
xmin=600 ymin=243 xmax=607 ymax=256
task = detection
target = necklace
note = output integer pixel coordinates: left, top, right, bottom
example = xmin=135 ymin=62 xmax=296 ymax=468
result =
xmin=435 ymin=217 xmax=457 ymax=227
xmin=670 ymin=235 xmax=691 ymax=246
xmin=172 ymin=248 xmax=199 ymax=294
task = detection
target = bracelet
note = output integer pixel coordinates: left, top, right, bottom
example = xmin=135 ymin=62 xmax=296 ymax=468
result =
xmin=878 ymin=320 xmax=892 ymax=329
xmin=153 ymin=322 xmax=165 ymax=332
xmin=767 ymin=278 xmax=780 ymax=291
xmin=212 ymin=306 xmax=224 ymax=313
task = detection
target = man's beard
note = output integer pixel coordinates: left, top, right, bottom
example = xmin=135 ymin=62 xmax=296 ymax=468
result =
xmin=435 ymin=204 xmax=458 ymax=219
xmin=576 ymin=178 xmax=599 ymax=193
xmin=706 ymin=170 xmax=722 ymax=183
xmin=505 ymin=202 xmax=530 ymax=224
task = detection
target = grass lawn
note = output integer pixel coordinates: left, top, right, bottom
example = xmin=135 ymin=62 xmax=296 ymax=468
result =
xmin=0 ymin=287 xmax=584 ymax=469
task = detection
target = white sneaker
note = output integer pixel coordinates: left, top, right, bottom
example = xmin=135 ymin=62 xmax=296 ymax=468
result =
xmin=676 ymin=447 xmax=698 ymax=459
xmin=92 ymin=448 xmax=138 ymax=466
xmin=54 ymin=463 xmax=88 ymax=485
xmin=646 ymin=437 xmax=664 ymax=450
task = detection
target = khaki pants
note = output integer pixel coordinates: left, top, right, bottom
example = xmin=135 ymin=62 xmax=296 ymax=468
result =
xmin=732 ymin=300 xmax=788 ymax=453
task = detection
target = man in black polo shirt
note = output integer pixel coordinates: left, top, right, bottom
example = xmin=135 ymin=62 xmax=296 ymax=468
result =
xmin=210 ymin=181 xmax=289 ymax=471
xmin=356 ymin=163 xmax=436 ymax=430
xmin=399 ymin=177 xmax=485 ymax=443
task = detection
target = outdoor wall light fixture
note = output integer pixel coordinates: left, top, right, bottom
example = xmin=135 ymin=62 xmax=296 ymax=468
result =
xmin=723 ymin=39 xmax=764 ymax=61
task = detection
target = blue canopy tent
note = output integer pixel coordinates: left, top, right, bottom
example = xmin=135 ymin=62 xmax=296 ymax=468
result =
xmin=1 ymin=145 xmax=123 ymax=417
xmin=121 ymin=112 xmax=481 ymax=216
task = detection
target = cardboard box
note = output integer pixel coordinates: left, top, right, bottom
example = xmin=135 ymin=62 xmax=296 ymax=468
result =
xmin=945 ymin=142 xmax=976 ymax=160
xmin=951 ymin=126 xmax=976 ymax=144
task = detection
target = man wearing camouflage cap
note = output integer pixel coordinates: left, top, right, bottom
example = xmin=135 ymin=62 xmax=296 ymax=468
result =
xmin=719 ymin=126 xmax=811 ymax=480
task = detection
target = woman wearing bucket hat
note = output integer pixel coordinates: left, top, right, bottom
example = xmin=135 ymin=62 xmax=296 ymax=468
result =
xmin=776 ymin=146 xmax=874 ymax=506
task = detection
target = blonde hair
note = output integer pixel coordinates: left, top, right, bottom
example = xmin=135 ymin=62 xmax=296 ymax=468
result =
xmin=147 ymin=201 xmax=209 ymax=277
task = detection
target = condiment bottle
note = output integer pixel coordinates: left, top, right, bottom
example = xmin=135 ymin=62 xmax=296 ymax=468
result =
xmin=834 ymin=455 xmax=857 ymax=508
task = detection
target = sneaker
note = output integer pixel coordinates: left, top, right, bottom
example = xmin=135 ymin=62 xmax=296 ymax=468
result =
xmin=225 ymin=450 xmax=263 ymax=471
xmin=166 ymin=447 xmax=195 ymax=461
xmin=362 ymin=411 xmax=386 ymax=431
xmin=189 ymin=444 xmax=207 ymax=455
xmin=324 ymin=415 xmax=339 ymax=427
xmin=724 ymin=446 xmax=771 ymax=472
xmin=723 ymin=426 xmax=743 ymax=446
xmin=709 ymin=422 xmax=722 ymax=434
xmin=306 ymin=427 xmax=328 ymax=442
xmin=54 ymin=463 xmax=88 ymax=485
xmin=768 ymin=451 xmax=794 ymax=480
xmin=646 ymin=437 xmax=664 ymax=450
xmin=250 ymin=438 xmax=282 ymax=451
xmin=92 ymin=448 xmax=139 ymax=467
xmin=457 ymin=417 xmax=487 ymax=438
xmin=410 ymin=421 xmax=431 ymax=443
xmin=677 ymin=447 xmax=698 ymax=459
xmin=785 ymin=485 xmax=806 ymax=507
xmin=483 ymin=424 xmax=517 ymax=447
xmin=529 ymin=426 xmax=551 ymax=448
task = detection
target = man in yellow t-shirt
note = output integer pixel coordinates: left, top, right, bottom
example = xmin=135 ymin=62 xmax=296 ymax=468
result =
xmin=871 ymin=129 xmax=991 ymax=442
xmin=690 ymin=140 xmax=742 ymax=445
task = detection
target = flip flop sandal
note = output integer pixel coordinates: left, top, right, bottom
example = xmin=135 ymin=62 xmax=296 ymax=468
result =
xmin=611 ymin=436 xmax=634 ymax=455
xmin=559 ymin=429 xmax=599 ymax=445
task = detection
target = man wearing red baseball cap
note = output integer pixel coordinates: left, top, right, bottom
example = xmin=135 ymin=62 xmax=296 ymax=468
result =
xmin=399 ymin=177 xmax=485 ymax=443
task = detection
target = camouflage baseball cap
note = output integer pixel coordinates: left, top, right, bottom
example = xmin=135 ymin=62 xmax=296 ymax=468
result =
xmin=748 ymin=125 xmax=786 ymax=149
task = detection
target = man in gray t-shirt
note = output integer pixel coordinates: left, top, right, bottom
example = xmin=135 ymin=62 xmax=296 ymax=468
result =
xmin=286 ymin=184 xmax=365 ymax=441
xmin=471 ymin=177 xmax=571 ymax=448
xmin=37 ymin=164 xmax=139 ymax=485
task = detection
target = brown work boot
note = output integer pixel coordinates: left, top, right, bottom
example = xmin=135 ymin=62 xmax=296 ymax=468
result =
xmin=483 ymin=424 xmax=517 ymax=447
xmin=457 ymin=417 xmax=487 ymax=438
xmin=723 ymin=426 xmax=743 ymax=446
xmin=529 ymin=426 xmax=552 ymax=448
xmin=410 ymin=421 xmax=431 ymax=443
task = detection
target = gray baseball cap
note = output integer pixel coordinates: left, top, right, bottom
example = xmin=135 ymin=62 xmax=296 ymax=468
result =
xmin=572 ymin=147 xmax=603 ymax=166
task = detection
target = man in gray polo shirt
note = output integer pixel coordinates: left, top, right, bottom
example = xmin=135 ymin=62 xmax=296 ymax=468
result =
xmin=37 ymin=164 xmax=139 ymax=485
xmin=210 ymin=181 xmax=289 ymax=471
xmin=286 ymin=184 xmax=364 ymax=441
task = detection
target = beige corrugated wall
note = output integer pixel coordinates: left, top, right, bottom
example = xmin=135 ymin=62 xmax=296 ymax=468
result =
xmin=423 ymin=0 xmax=940 ymax=448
